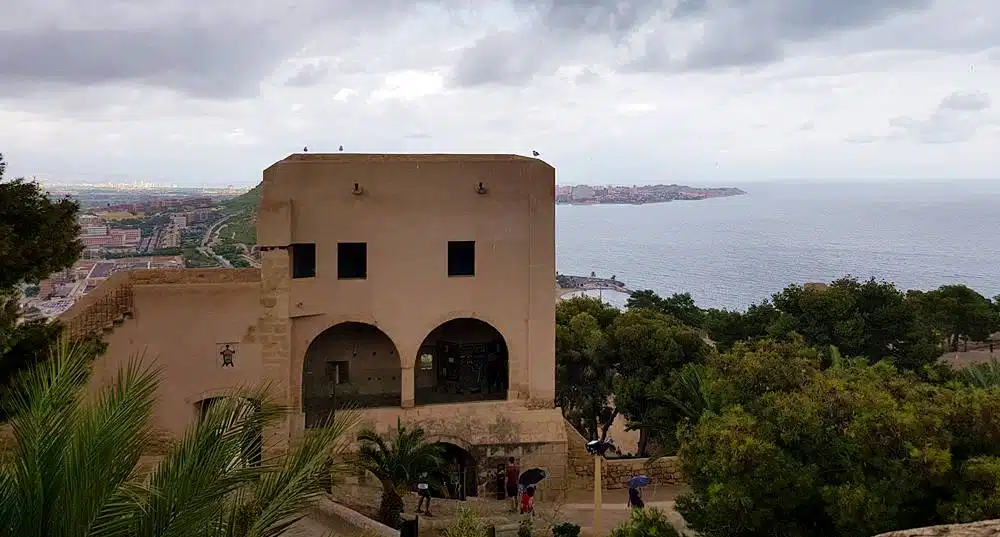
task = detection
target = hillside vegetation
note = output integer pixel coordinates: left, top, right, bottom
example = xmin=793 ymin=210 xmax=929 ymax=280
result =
xmin=215 ymin=183 xmax=261 ymax=254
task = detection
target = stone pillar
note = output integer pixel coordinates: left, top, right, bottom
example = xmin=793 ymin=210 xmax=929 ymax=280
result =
xmin=259 ymin=247 xmax=292 ymax=456
xmin=401 ymin=366 xmax=415 ymax=408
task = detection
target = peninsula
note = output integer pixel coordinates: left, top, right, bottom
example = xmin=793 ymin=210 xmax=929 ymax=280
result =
xmin=555 ymin=184 xmax=746 ymax=205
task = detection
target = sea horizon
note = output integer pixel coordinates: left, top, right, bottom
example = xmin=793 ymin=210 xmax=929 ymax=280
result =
xmin=556 ymin=180 xmax=1000 ymax=311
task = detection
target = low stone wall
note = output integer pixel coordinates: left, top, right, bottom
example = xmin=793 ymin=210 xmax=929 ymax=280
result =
xmin=128 ymin=268 xmax=261 ymax=285
xmin=873 ymin=520 xmax=1000 ymax=537
xmin=311 ymin=498 xmax=397 ymax=537
xmin=563 ymin=419 xmax=683 ymax=490
xmin=599 ymin=456 xmax=682 ymax=490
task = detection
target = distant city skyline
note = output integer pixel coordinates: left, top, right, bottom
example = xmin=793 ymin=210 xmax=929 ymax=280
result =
xmin=1 ymin=1 xmax=998 ymax=187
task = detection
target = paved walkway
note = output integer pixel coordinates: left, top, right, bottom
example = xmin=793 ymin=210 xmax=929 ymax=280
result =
xmin=561 ymin=501 xmax=688 ymax=536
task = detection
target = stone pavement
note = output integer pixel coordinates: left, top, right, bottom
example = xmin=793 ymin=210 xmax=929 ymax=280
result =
xmin=560 ymin=500 xmax=690 ymax=536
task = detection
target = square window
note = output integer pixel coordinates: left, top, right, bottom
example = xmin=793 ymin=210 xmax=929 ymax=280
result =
xmin=448 ymin=241 xmax=475 ymax=277
xmin=290 ymin=243 xmax=316 ymax=279
xmin=326 ymin=361 xmax=349 ymax=385
xmin=338 ymin=242 xmax=367 ymax=279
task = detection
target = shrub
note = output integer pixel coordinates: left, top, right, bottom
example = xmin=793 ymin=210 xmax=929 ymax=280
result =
xmin=443 ymin=508 xmax=487 ymax=537
xmin=608 ymin=507 xmax=680 ymax=537
xmin=518 ymin=518 xmax=534 ymax=537
xmin=552 ymin=522 xmax=581 ymax=537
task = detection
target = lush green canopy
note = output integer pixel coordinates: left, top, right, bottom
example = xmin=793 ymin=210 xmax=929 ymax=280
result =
xmin=675 ymin=338 xmax=1000 ymax=537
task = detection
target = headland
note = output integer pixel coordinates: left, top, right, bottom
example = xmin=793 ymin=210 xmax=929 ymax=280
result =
xmin=555 ymin=183 xmax=745 ymax=205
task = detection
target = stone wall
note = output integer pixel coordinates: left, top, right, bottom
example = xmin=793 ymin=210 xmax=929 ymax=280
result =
xmin=564 ymin=419 xmax=683 ymax=490
xmin=873 ymin=520 xmax=1000 ymax=537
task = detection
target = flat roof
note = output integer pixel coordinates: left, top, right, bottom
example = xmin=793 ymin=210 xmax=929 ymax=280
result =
xmin=268 ymin=152 xmax=551 ymax=168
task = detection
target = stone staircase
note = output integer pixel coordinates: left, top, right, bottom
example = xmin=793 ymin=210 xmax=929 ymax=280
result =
xmin=61 ymin=273 xmax=135 ymax=340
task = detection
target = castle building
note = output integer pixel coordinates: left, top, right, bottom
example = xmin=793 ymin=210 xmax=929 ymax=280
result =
xmin=62 ymin=154 xmax=570 ymax=498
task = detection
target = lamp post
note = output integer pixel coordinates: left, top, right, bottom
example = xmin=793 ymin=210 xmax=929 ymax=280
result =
xmin=586 ymin=440 xmax=614 ymax=536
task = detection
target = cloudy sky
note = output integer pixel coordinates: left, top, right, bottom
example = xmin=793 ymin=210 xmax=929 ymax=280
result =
xmin=1 ymin=0 xmax=998 ymax=186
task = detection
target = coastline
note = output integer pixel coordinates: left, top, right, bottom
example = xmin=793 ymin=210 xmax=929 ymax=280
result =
xmin=556 ymin=193 xmax=746 ymax=206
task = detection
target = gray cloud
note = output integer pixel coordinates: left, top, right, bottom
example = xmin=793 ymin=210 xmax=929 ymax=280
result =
xmin=509 ymin=0 xmax=668 ymax=38
xmin=3 ymin=0 xmax=998 ymax=97
xmin=0 ymin=27 xmax=289 ymax=98
xmin=847 ymin=90 xmax=995 ymax=144
xmin=449 ymin=30 xmax=550 ymax=87
xmin=285 ymin=62 xmax=330 ymax=88
xmin=0 ymin=0 xmax=437 ymax=99
xmin=451 ymin=0 xmax=949 ymax=86
xmin=939 ymin=90 xmax=991 ymax=111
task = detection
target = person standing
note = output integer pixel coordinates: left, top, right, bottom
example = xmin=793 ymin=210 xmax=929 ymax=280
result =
xmin=416 ymin=473 xmax=433 ymax=516
xmin=505 ymin=457 xmax=520 ymax=511
xmin=520 ymin=484 xmax=536 ymax=515
xmin=627 ymin=485 xmax=644 ymax=510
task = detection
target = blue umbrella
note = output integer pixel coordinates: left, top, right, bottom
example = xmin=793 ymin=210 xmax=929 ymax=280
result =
xmin=628 ymin=475 xmax=650 ymax=489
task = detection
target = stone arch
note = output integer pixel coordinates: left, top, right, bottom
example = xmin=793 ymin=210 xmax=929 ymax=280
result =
xmin=302 ymin=322 xmax=402 ymax=428
xmin=414 ymin=317 xmax=509 ymax=406
xmin=194 ymin=396 xmax=263 ymax=468
xmin=434 ymin=441 xmax=478 ymax=499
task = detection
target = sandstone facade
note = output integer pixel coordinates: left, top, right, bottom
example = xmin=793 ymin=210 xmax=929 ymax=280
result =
xmin=62 ymin=154 xmax=571 ymax=498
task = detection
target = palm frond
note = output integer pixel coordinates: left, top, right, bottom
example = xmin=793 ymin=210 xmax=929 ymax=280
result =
xmin=127 ymin=387 xmax=287 ymax=537
xmin=663 ymin=363 xmax=712 ymax=422
xmin=0 ymin=335 xmax=120 ymax=537
xmin=958 ymin=359 xmax=1000 ymax=388
xmin=242 ymin=409 xmax=361 ymax=537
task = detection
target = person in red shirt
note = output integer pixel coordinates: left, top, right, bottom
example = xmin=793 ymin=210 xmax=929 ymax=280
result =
xmin=505 ymin=457 xmax=520 ymax=511
xmin=520 ymin=484 xmax=536 ymax=515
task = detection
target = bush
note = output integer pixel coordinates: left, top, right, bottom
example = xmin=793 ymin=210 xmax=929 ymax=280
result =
xmin=518 ymin=519 xmax=534 ymax=537
xmin=675 ymin=338 xmax=1000 ymax=537
xmin=608 ymin=508 xmax=680 ymax=537
xmin=552 ymin=522 xmax=581 ymax=537
xmin=443 ymin=508 xmax=487 ymax=537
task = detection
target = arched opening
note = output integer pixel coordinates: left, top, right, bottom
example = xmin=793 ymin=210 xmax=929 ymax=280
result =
xmin=414 ymin=318 xmax=508 ymax=405
xmin=435 ymin=442 xmax=478 ymax=499
xmin=303 ymin=322 xmax=402 ymax=428
xmin=196 ymin=397 xmax=262 ymax=468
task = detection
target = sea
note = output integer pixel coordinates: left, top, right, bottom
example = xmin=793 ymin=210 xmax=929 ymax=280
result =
xmin=556 ymin=181 xmax=1000 ymax=311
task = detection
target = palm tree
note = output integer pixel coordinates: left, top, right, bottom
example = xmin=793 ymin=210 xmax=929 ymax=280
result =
xmin=356 ymin=419 xmax=445 ymax=528
xmin=0 ymin=336 xmax=360 ymax=537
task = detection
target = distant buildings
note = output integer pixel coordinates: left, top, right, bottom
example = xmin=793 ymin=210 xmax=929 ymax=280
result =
xmin=554 ymin=183 xmax=746 ymax=205
xmin=78 ymin=214 xmax=142 ymax=256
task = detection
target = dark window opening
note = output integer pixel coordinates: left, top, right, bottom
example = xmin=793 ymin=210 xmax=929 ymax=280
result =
xmin=326 ymin=361 xmax=349 ymax=385
xmin=338 ymin=242 xmax=367 ymax=279
xmin=291 ymin=243 xmax=316 ymax=279
xmin=448 ymin=241 xmax=476 ymax=277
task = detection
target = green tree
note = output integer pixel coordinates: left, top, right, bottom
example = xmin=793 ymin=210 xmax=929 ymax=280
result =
xmin=0 ymin=337 xmax=360 ymax=536
xmin=556 ymin=297 xmax=620 ymax=440
xmin=770 ymin=277 xmax=938 ymax=368
xmin=702 ymin=301 xmax=787 ymax=350
xmin=611 ymin=309 xmax=711 ymax=456
xmin=356 ymin=420 xmax=445 ymax=528
xmin=1 ymin=154 xmax=96 ymax=416
xmin=0 ymin=154 xmax=83 ymax=290
xmin=626 ymin=290 xmax=705 ymax=328
xmin=675 ymin=337 xmax=1000 ymax=537
xmin=916 ymin=284 xmax=1000 ymax=351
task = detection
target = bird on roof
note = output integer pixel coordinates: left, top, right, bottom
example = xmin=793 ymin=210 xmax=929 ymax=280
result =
xmin=532 ymin=150 xmax=540 ymax=156
xmin=339 ymin=145 xmax=344 ymax=152
xmin=303 ymin=146 xmax=309 ymax=152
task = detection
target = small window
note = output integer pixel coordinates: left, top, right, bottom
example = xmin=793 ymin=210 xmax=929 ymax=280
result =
xmin=338 ymin=242 xmax=367 ymax=279
xmin=290 ymin=243 xmax=316 ymax=279
xmin=448 ymin=241 xmax=475 ymax=277
xmin=419 ymin=353 xmax=434 ymax=371
xmin=326 ymin=361 xmax=349 ymax=385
